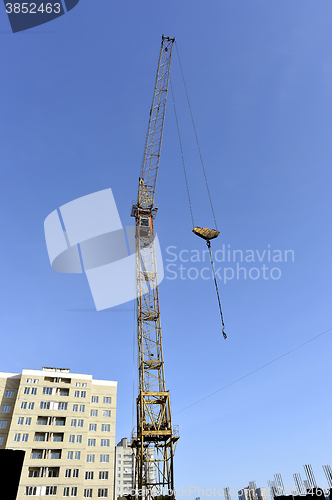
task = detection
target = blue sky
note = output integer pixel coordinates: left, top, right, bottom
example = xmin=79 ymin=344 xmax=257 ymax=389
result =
xmin=1 ymin=0 xmax=332 ymax=496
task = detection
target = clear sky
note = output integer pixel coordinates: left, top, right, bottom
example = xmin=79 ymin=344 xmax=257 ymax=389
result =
xmin=1 ymin=0 xmax=332 ymax=496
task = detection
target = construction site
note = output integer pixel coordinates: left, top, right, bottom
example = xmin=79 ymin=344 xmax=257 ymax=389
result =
xmin=1 ymin=1 xmax=332 ymax=500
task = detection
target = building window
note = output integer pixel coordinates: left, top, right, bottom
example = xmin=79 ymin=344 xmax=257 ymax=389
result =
xmin=29 ymin=469 xmax=39 ymax=477
xmin=24 ymin=387 xmax=30 ymax=395
xmin=50 ymin=450 xmax=61 ymax=459
xmin=103 ymin=397 xmax=111 ymax=404
xmin=31 ymin=451 xmax=42 ymax=459
xmin=22 ymin=433 xmax=28 ymax=442
xmin=91 ymin=396 xmax=98 ymax=403
xmin=86 ymin=454 xmax=95 ymax=463
xmin=84 ymin=489 xmax=93 ymax=498
xmin=74 ymin=391 xmax=79 ymax=398
xmin=78 ymin=420 xmax=83 ymax=427
xmin=81 ymin=391 xmax=86 ymax=398
xmin=73 ymin=405 xmax=78 ymax=412
xmin=67 ymin=451 xmax=73 ymax=460
xmin=40 ymin=401 xmax=51 ymax=410
xmin=13 ymin=433 xmax=21 ymax=442
xmin=0 ymin=437 xmax=4 ymax=445
xmin=25 ymin=417 xmax=32 ymax=425
xmin=101 ymin=439 xmax=110 ymax=447
xmin=85 ymin=471 xmax=94 ymax=480
xmin=73 ymin=469 xmax=79 ymax=478
xmin=74 ymin=451 xmax=81 ymax=460
xmin=0 ymin=420 xmax=7 ymax=429
xmin=99 ymin=471 xmax=108 ymax=480
xmin=33 ymin=379 xmax=39 ymax=384
xmin=21 ymin=402 xmax=27 ymax=410
xmin=100 ymin=454 xmax=109 ymax=463
xmin=69 ymin=435 xmax=75 ymax=443
xmin=89 ymin=423 xmax=97 ymax=432
xmin=28 ymin=402 xmax=34 ymax=410
xmin=79 ymin=405 xmax=85 ymax=412
xmin=101 ymin=424 xmax=110 ymax=432
xmin=82 ymin=383 xmax=87 ymax=387
xmin=45 ymin=486 xmax=57 ymax=495
xmin=88 ymin=439 xmax=95 ymax=447
xmin=102 ymin=411 xmax=111 ymax=418
xmin=26 ymin=379 xmax=32 ymax=383
xmin=90 ymin=410 xmax=98 ymax=417
xmin=63 ymin=487 xmax=70 ymax=497
xmin=5 ymin=390 xmax=14 ymax=398
xmin=43 ymin=387 xmax=53 ymax=395
xmin=65 ymin=469 xmax=71 ymax=478
xmin=76 ymin=435 xmax=82 ymax=443
xmin=71 ymin=487 xmax=77 ymax=497
xmin=75 ymin=383 xmax=80 ymax=387
xmin=71 ymin=419 xmax=77 ymax=427
xmin=31 ymin=387 xmax=37 ymax=395
xmin=47 ymin=468 xmax=58 ymax=478
xmin=17 ymin=417 xmax=24 ymax=425
xmin=58 ymin=402 xmax=68 ymax=410
xmin=98 ymin=489 xmax=108 ymax=498
xmin=25 ymin=486 xmax=37 ymax=496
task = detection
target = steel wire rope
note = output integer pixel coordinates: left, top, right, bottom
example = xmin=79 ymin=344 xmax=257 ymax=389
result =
xmin=170 ymin=74 xmax=226 ymax=338
xmin=175 ymin=41 xmax=218 ymax=230
xmin=174 ymin=325 xmax=332 ymax=414
xmin=207 ymin=240 xmax=227 ymax=339
xmin=170 ymin=78 xmax=194 ymax=228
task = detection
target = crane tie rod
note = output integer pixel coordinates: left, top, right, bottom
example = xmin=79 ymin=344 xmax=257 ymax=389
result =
xmin=170 ymin=78 xmax=195 ymax=228
xmin=175 ymin=41 xmax=218 ymax=231
xmin=207 ymin=240 xmax=227 ymax=339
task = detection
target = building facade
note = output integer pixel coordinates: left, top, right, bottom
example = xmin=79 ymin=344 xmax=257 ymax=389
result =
xmin=114 ymin=437 xmax=155 ymax=500
xmin=0 ymin=367 xmax=117 ymax=499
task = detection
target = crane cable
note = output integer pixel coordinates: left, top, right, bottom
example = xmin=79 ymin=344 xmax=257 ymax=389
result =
xmin=175 ymin=41 xmax=218 ymax=230
xmin=207 ymin=240 xmax=227 ymax=339
xmin=170 ymin=78 xmax=194 ymax=228
xmin=170 ymin=49 xmax=227 ymax=340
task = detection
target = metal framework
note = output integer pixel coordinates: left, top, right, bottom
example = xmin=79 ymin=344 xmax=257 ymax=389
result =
xmin=293 ymin=473 xmax=305 ymax=495
xmin=303 ymin=464 xmax=317 ymax=490
xmin=131 ymin=35 xmax=179 ymax=500
xmin=323 ymin=465 xmax=332 ymax=489
xmin=274 ymin=474 xmax=285 ymax=497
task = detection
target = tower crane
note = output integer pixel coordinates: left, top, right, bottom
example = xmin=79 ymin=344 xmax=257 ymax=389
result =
xmin=130 ymin=36 xmax=179 ymax=500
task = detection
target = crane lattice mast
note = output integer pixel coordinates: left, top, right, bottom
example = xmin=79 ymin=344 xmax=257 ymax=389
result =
xmin=131 ymin=35 xmax=179 ymax=500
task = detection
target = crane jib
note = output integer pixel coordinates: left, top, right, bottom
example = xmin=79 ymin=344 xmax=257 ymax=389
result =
xmin=136 ymin=36 xmax=175 ymax=213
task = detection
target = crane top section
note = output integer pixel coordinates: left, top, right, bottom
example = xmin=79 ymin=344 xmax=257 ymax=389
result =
xmin=131 ymin=35 xmax=175 ymax=218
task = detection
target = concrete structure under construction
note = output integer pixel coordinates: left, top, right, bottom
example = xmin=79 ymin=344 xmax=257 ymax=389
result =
xmin=0 ymin=367 xmax=117 ymax=499
xmin=238 ymin=486 xmax=268 ymax=500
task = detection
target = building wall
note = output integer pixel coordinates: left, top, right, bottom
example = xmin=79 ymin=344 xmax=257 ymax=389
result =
xmin=0 ymin=367 xmax=117 ymax=499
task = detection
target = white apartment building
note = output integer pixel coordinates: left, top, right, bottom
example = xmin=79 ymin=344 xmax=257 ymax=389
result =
xmin=114 ymin=437 xmax=156 ymax=500
xmin=0 ymin=367 xmax=117 ymax=499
